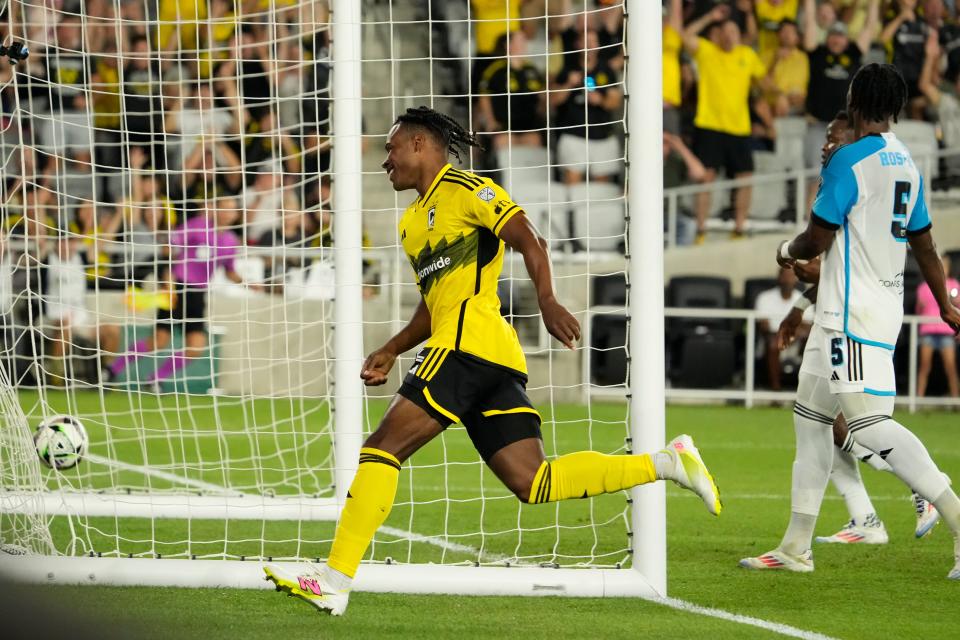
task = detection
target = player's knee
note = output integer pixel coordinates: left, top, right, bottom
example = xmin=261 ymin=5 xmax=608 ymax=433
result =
xmin=505 ymin=468 xmax=538 ymax=503
xmin=510 ymin=480 xmax=532 ymax=503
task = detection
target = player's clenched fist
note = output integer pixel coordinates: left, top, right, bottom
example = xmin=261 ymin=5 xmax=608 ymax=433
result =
xmin=360 ymin=347 xmax=397 ymax=386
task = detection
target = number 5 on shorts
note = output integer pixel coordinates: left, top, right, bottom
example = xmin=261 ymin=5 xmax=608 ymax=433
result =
xmin=830 ymin=337 xmax=844 ymax=366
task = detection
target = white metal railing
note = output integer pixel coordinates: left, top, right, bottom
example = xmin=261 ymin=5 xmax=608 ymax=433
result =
xmin=586 ymin=305 xmax=960 ymax=413
xmin=663 ymin=145 xmax=959 ymax=249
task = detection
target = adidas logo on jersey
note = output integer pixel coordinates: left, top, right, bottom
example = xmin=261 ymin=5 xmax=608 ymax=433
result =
xmin=831 ymin=372 xmax=840 ymax=381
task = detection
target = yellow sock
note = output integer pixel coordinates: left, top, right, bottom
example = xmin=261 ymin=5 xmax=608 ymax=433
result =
xmin=326 ymin=447 xmax=400 ymax=578
xmin=527 ymin=452 xmax=657 ymax=504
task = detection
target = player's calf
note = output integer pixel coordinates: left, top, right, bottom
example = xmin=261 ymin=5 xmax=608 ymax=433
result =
xmin=522 ymin=435 xmax=721 ymax=516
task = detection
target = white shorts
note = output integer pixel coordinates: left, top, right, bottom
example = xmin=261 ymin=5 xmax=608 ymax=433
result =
xmin=556 ymin=134 xmax=622 ymax=177
xmin=800 ymin=323 xmax=896 ymax=396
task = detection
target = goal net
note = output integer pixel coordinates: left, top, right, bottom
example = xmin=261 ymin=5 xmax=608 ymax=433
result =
xmin=0 ymin=0 xmax=664 ymax=596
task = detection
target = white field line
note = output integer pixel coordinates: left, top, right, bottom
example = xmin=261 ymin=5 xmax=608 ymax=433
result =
xmin=86 ymin=454 xmax=500 ymax=560
xmin=649 ymin=597 xmax=841 ymax=640
xmin=378 ymin=525 xmax=508 ymax=563
xmin=86 ymin=453 xmax=245 ymax=496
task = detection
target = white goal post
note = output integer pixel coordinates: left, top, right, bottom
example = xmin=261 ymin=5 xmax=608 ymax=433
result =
xmin=0 ymin=0 xmax=664 ymax=598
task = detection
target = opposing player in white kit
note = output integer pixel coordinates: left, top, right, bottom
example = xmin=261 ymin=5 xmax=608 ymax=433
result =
xmin=739 ymin=64 xmax=960 ymax=578
xmin=779 ymin=112 xmax=941 ymax=545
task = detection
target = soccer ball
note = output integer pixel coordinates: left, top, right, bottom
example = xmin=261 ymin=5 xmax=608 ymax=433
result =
xmin=34 ymin=415 xmax=88 ymax=470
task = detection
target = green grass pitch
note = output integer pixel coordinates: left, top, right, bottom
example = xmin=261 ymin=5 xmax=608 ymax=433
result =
xmin=9 ymin=391 xmax=960 ymax=638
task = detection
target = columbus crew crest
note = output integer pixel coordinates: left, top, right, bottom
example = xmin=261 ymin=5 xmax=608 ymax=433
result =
xmin=427 ymin=205 xmax=436 ymax=230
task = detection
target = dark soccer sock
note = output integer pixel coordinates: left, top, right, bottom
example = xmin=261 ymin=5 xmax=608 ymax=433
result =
xmin=326 ymin=447 xmax=400 ymax=578
xmin=527 ymin=451 xmax=657 ymax=504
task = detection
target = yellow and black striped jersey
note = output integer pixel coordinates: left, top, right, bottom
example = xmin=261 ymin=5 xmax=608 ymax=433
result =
xmin=399 ymin=163 xmax=527 ymax=374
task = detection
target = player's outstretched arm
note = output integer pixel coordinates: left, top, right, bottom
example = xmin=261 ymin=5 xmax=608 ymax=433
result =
xmin=909 ymin=230 xmax=960 ymax=335
xmin=682 ymin=4 xmax=728 ymax=54
xmin=499 ymin=214 xmax=580 ymax=349
xmin=360 ymin=298 xmax=432 ymax=385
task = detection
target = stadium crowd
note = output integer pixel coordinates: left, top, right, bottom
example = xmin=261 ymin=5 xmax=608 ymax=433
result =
xmin=0 ymin=0 xmax=955 ymax=394
xmin=3 ymin=0 xmax=332 ymax=295
xmin=9 ymin=0 xmax=960 ymax=281
xmin=659 ymin=0 xmax=960 ymax=243
xmin=0 ymin=0 xmax=335 ymax=385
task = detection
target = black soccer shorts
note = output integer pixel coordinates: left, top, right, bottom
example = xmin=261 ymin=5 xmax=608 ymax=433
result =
xmin=156 ymin=281 xmax=207 ymax=334
xmin=397 ymin=346 xmax=542 ymax=462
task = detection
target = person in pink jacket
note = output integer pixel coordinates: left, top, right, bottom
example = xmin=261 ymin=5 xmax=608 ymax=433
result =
xmin=916 ymin=254 xmax=960 ymax=398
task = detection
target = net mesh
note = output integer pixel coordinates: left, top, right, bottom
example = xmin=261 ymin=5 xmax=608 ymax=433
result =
xmin=0 ymin=355 xmax=54 ymax=554
xmin=0 ymin=0 xmax=632 ymax=570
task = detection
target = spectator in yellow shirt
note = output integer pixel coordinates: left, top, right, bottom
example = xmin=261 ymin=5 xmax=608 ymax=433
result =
xmin=683 ymin=4 xmax=766 ymax=241
xmin=762 ymin=20 xmax=809 ymax=116
xmin=470 ymin=0 xmax=522 ymax=91
xmin=756 ymin=0 xmax=800 ymax=59
xmin=156 ymin=0 xmax=207 ymax=53
xmin=663 ymin=0 xmax=683 ymax=134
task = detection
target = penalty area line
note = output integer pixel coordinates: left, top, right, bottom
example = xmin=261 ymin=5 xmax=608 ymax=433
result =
xmin=649 ymin=596 xmax=840 ymax=640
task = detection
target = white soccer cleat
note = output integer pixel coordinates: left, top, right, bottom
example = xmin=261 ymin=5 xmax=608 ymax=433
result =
xmin=913 ymin=492 xmax=941 ymax=539
xmin=815 ymin=516 xmax=888 ymax=545
xmin=739 ymin=548 xmax=814 ymax=573
xmin=263 ymin=564 xmax=350 ymax=616
xmin=659 ymin=435 xmax=722 ymax=515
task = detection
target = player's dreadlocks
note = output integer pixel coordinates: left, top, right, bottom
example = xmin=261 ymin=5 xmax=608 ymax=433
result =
xmin=395 ymin=106 xmax=484 ymax=163
xmin=847 ymin=63 xmax=907 ymax=124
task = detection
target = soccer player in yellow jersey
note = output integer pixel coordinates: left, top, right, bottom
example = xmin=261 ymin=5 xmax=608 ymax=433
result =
xmin=264 ymin=107 xmax=722 ymax=615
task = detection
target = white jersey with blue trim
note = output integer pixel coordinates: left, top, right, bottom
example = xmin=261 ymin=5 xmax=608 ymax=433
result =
xmin=811 ymin=132 xmax=932 ymax=349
